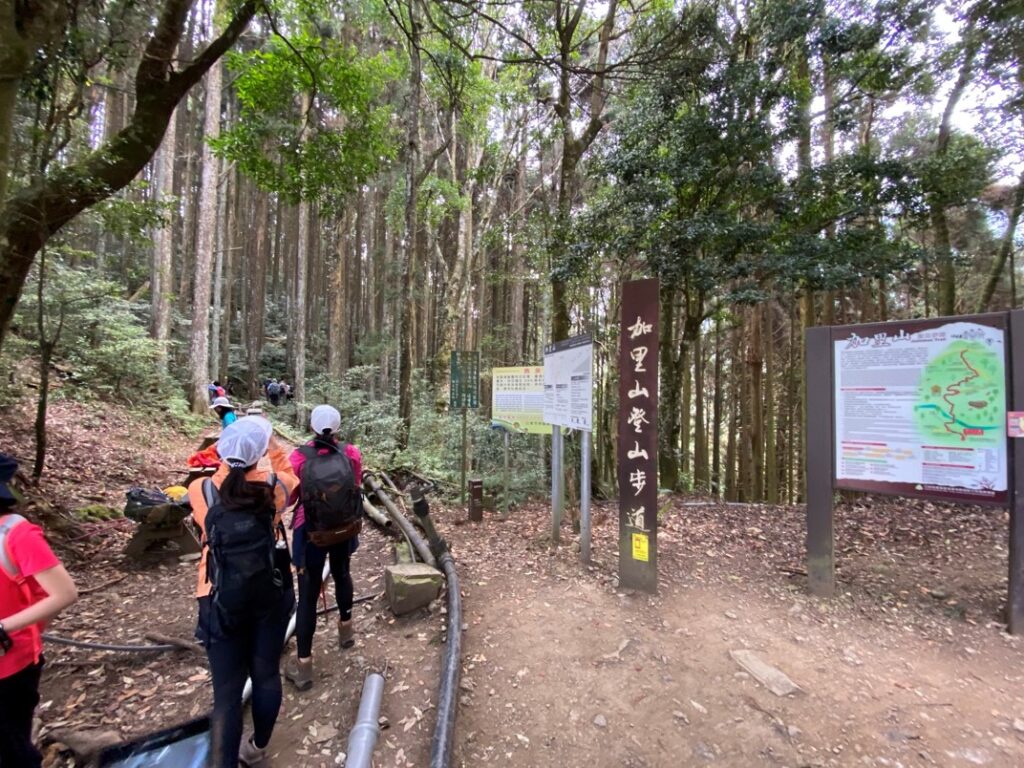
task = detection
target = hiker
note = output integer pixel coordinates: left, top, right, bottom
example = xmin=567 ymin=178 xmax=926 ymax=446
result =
xmin=284 ymin=405 xmax=363 ymax=691
xmin=208 ymin=380 xmax=226 ymax=404
xmin=210 ymin=396 xmax=238 ymax=428
xmin=187 ymin=418 xmax=297 ymax=768
xmin=0 ymin=453 xmax=78 ymax=768
xmin=267 ymin=379 xmax=281 ymax=407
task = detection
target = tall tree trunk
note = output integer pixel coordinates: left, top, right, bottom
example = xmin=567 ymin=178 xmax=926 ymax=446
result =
xmin=294 ymin=197 xmax=309 ymax=422
xmin=764 ymin=304 xmax=777 ymax=504
xmin=152 ymin=105 xmax=178 ymax=371
xmin=934 ymin=22 xmax=979 ymax=316
xmin=328 ymin=209 xmax=351 ymax=379
xmin=658 ymin=284 xmax=680 ymax=490
xmin=189 ymin=56 xmax=223 ymax=411
xmin=246 ymin=188 xmax=268 ymax=396
xmin=398 ymin=0 xmax=422 ymax=443
xmin=0 ymin=0 xmax=256 ymax=354
xmin=978 ymin=174 xmax=1024 ymax=312
xmin=211 ymin=168 xmax=227 ymax=382
xmin=711 ymin=313 xmax=723 ymax=496
xmin=0 ymin=1 xmax=68 ymax=206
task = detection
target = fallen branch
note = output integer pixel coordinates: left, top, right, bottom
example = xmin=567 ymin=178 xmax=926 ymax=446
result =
xmin=144 ymin=632 xmax=204 ymax=655
xmin=78 ymin=574 xmax=127 ymax=595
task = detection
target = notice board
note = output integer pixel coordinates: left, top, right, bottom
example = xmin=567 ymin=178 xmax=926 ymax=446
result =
xmin=831 ymin=316 xmax=1008 ymax=505
xmin=543 ymin=334 xmax=594 ymax=431
xmin=491 ymin=366 xmax=547 ymax=434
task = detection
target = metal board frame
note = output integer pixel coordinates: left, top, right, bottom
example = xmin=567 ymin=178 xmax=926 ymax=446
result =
xmin=806 ymin=310 xmax=1024 ymax=633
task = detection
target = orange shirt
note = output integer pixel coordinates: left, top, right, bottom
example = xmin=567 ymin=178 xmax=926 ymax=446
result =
xmin=187 ymin=442 xmax=298 ymax=598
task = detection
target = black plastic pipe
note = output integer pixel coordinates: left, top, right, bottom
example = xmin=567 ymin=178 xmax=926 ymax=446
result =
xmin=363 ymin=473 xmax=437 ymax=568
xmin=412 ymin=494 xmax=461 ymax=768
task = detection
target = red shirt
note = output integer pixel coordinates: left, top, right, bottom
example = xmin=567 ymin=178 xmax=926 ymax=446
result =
xmin=0 ymin=517 xmax=60 ymax=678
xmin=289 ymin=441 xmax=362 ymax=528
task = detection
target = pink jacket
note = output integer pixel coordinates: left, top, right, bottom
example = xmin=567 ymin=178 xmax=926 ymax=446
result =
xmin=289 ymin=440 xmax=363 ymax=529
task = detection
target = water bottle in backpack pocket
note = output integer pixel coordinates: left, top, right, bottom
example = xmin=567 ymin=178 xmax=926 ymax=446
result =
xmin=299 ymin=444 xmax=363 ymax=547
xmin=202 ymin=478 xmax=285 ymax=631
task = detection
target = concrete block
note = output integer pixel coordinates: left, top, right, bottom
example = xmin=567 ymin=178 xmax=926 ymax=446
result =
xmin=385 ymin=563 xmax=444 ymax=616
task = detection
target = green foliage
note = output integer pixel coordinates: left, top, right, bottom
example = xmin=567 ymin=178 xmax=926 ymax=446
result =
xmin=14 ymin=259 xmax=184 ymax=413
xmin=578 ymin=1 xmax=930 ymax=297
xmin=217 ymin=29 xmax=400 ymax=207
xmin=302 ymin=370 xmax=548 ymax=504
xmin=304 ymin=368 xmax=404 ymax=468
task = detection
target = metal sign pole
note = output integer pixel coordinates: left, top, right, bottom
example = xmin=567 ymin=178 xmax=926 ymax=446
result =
xmin=1009 ymin=310 xmax=1024 ymax=633
xmin=551 ymin=426 xmax=563 ymax=544
xmin=503 ymin=430 xmax=511 ymax=519
xmin=580 ymin=429 xmax=592 ymax=564
xmin=461 ymin=406 xmax=468 ymax=508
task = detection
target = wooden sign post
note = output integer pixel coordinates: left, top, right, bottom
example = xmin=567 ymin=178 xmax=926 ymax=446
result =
xmin=618 ymin=278 xmax=659 ymax=593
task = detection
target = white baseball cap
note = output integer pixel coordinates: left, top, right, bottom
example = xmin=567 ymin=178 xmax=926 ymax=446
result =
xmin=217 ymin=418 xmax=270 ymax=468
xmin=310 ymin=405 xmax=341 ymax=435
xmin=236 ymin=414 xmax=273 ymax=440
xmin=209 ymin=397 xmax=235 ymax=410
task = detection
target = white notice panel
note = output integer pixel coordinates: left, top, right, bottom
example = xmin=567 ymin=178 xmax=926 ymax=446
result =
xmin=543 ymin=333 xmax=593 ymax=431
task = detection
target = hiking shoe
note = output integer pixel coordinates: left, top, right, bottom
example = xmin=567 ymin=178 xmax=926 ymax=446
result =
xmin=239 ymin=734 xmax=268 ymax=766
xmin=339 ymin=618 xmax=354 ymax=649
xmin=284 ymin=657 xmax=313 ymax=691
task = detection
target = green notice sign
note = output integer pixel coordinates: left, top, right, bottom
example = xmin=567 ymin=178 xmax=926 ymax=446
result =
xmin=450 ymin=351 xmax=481 ymax=409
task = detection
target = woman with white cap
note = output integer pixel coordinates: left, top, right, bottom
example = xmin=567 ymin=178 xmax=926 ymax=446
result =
xmin=283 ymin=404 xmax=363 ymax=692
xmin=187 ymin=417 xmax=298 ymax=767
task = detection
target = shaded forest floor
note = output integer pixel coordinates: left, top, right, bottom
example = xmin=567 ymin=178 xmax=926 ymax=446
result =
xmin=3 ymin=400 xmax=1024 ymax=766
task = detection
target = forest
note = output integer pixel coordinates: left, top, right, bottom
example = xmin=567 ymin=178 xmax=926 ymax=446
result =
xmin=1 ymin=0 xmax=1022 ymax=505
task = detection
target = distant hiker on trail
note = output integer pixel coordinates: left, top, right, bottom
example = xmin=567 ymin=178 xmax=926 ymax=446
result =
xmin=210 ymin=396 xmax=238 ymax=428
xmin=187 ymin=419 xmax=297 ymax=767
xmin=284 ymin=405 xmax=363 ymax=692
xmin=267 ymin=379 xmax=282 ymax=407
xmin=208 ymin=380 xmax=226 ymax=404
xmin=0 ymin=453 xmax=78 ymax=768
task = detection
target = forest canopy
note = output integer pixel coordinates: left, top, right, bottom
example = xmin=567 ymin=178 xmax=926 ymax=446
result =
xmin=1 ymin=0 xmax=1021 ymax=502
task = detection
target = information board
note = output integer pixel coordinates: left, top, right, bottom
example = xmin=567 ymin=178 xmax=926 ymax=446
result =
xmin=491 ymin=366 xmax=547 ymax=434
xmin=832 ymin=316 xmax=1008 ymax=505
xmin=450 ymin=351 xmax=480 ymax=409
xmin=543 ymin=334 xmax=593 ymax=431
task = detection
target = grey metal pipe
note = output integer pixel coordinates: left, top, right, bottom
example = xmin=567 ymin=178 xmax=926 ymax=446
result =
xmin=364 ymin=475 xmax=437 ymax=568
xmin=580 ymin=429 xmax=592 ymax=564
xmin=362 ymin=497 xmax=392 ymax=529
xmin=345 ymin=672 xmax=385 ymax=768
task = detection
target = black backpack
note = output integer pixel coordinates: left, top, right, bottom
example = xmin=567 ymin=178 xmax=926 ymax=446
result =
xmin=299 ymin=443 xmax=363 ymax=547
xmin=202 ymin=476 xmax=284 ymax=629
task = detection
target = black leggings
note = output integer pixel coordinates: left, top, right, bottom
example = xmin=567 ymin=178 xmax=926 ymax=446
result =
xmin=0 ymin=660 xmax=43 ymax=768
xmin=198 ymin=591 xmax=293 ymax=767
xmin=296 ymin=538 xmax=353 ymax=658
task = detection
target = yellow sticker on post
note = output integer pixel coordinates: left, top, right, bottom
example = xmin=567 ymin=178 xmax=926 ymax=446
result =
xmin=631 ymin=532 xmax=649 ymax=562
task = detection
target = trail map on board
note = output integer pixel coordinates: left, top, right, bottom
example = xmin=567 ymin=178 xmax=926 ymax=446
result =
xmin=833 ymin=320 xmax=1007 ymax=504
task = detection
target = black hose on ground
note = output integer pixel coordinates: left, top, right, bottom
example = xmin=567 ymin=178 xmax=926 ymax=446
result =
xmin=42 ymin=634 xmax=178 ymax=653
xmin=411 ymin=493 xmax=461 ymax=768
xmin=363 ymin=472 xmax=437 ymax=568
xmin=45 ymin=593 xmax=380 ymax=653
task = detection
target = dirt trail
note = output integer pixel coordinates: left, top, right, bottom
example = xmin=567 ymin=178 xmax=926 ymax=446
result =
xmin=445 ymin=501 xmax=1024 ymax=768
xmin=8 ymin=402 xmax=1024 ymax=767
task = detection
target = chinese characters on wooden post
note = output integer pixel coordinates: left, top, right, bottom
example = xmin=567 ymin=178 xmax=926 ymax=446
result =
xmin=618 ymin=278 xmax=659 ymax=592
